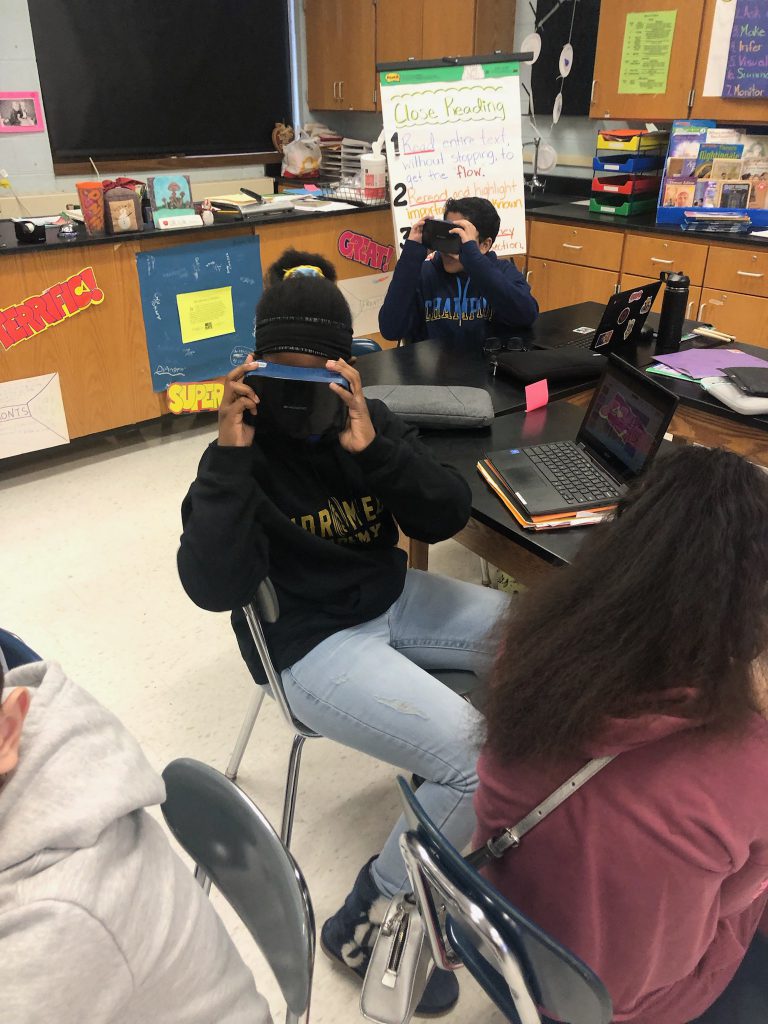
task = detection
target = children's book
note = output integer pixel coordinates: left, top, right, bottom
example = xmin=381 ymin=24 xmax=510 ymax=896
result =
xmin=662 ymin=179 xmax=696 ymax=207
xmin=719 ymin=181 xmax=751 ymax=209
xmin=666 ymin=157 xmax=697 ymax=178
xmin=693 ymin=179 xmax=721 ymax=207
xmin=694 ymin=144 xmax=744 ymax=179
xmin=147 ymin=174 xmax=194 ymax=226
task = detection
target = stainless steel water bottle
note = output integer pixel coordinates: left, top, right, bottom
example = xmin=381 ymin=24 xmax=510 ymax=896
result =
xmin=655 ymin=271 xmax=690 ymax=354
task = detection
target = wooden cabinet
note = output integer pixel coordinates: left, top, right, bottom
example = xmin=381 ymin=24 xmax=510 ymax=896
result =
xmin=692 ymin=0 xmax=768 ymax=122
xmin=306 ymin=0 xmax=516 ymax=111
xmin=622 ymin=233 xmax=707 ymax=285
xmin=591 ymin=1 xmax=705 ymax=120
xmin=704 ymin=245 xmax=768 ymax=299
xmin=621 ymin=272 xmax=702 ymax=323
xmin=305 ymin=0 xmax=377 ymax=111
xmin=528 ymin=221 xmax=624 ymax=270
xmin=526 ymin=258 xmax=619 ymax=314
xmin=698 ymin=288 xmax=768 ymax=348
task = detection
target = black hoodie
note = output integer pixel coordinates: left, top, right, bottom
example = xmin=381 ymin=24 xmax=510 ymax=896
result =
xmin=177 ymin=399 xmax=471 ymax=674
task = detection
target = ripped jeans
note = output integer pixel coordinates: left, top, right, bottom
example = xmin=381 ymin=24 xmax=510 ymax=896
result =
xmin=281 ymin=568 xmax=510 ymax=898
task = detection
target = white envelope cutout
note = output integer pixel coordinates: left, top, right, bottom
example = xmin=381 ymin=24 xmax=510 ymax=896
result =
xmin=337 ymin=272 xmax=393 ymax=338
xmin=0 ymin=373 xmax=70 ymax=460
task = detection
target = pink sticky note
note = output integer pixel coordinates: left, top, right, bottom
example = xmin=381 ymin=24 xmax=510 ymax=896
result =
xmin=304 ymin=183 xmax=320 ymax=192
xmin=525 ymin=379 xmax=549 ymax=412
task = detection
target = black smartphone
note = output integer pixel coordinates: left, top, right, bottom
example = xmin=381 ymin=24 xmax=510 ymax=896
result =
xmin=421 ymin=218 xmax=461 ymax=255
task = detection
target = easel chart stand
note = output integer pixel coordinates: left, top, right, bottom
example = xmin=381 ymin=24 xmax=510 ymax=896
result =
xmin=377 ymin=53 xmax=533 ymax=258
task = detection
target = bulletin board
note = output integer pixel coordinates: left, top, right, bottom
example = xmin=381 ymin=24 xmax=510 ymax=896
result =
xmin=136 ymin=235 xmax=262 ymax=392
xmin=378 ymin=57 xmax=527 ymax=258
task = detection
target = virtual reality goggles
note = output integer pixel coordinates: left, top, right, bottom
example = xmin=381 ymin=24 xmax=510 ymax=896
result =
xmin=421 ymin=218 xmax=462 ymax=256
xmin=243 ymin=361 xmax=350 ymax=440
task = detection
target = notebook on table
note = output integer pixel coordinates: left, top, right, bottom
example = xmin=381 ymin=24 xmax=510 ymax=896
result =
xmin=533 ymin=280 xmax=662 ymax=353
xmin=484 ymin=356 xmax=678 ymax=517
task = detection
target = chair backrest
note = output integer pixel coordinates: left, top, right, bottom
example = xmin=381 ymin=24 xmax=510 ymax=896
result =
xmin=351 ymin=338 xmax=382 ymax=356
xmin=243 ymin=580 xmax=317 ymax=737
xmin=0 ymin=628 xmax=41 ymax=670
xmin=396 ymin=777 xmax=613 ymax=1024
xmin=162 ymin=758 xmax=314 ymax=1017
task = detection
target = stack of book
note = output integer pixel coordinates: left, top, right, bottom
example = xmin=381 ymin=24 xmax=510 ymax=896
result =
xmin=477 ymin=456 xmax=616 ymax=532
xmin=589 ymin=130 xmax=668 ymax=217
xmin=657 ymin=121 xmax=768 ymax=229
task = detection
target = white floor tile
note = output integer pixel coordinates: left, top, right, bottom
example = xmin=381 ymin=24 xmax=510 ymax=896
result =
xmin=4 ymin=418 xmax=504 ymax=1023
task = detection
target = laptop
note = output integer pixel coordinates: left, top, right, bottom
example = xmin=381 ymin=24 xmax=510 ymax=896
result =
xmin=486 ymin=355 xmax=678 ymax=516
xmin=534 ymin=280 xmax=662 ymax=353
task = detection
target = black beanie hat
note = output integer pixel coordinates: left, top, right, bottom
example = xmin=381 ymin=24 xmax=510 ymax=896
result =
xmin=254 ymin=277 xmax=353 ymax=361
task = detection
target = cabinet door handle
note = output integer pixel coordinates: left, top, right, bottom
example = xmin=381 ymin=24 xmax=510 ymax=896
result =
xmin=736 ymin=270 xmax=764 ymax=278
xmin=525 ymin=270 xmax=532 ymax=282
xmin=332 ymin=81 xmax=338 ymax=100
xmin=686 ymin=300 xmax=694 ymax=318
xmin=339 ymin=80 xmax=344 ymax=102
xmin=698 ymin=302 xmax=707 ymax=320
xmin=562 ymin=243 xmax=583 ymax=250
xmin=651 ymin=257 xmax=674 ymax=265
xmin=590 ymin=80 xmax=597 ymax=105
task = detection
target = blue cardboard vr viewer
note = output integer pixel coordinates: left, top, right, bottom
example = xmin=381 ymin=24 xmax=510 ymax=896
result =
xmin=243 ymin=360 xmax=350 ymax=439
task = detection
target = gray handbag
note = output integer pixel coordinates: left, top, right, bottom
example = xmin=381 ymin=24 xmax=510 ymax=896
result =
xmin=360 ymin=755 xmax=615 ymax=1024
xmin=363 ymin=384 xmax=494 ymax=428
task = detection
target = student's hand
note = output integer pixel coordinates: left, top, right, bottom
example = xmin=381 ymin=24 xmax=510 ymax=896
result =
xmin=408 ymin=218 xmax=427 ymax=244
xmin=218 ymin=357 xmax=259 ymax=447
xmin=449 ymin=219 xmax=481 ymax=245
xmin=326 ymin=358 xmax=376 ymax=453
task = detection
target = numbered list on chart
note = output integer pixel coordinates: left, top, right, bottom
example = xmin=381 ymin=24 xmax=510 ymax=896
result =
xmin=379 ymin=63 xmax=527 ymax=258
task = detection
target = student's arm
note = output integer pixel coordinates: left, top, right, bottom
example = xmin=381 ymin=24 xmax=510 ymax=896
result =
xmin=459 ymin=241 xmax=539 ymax=328
xmin=177 ymin=443 xmax=272 ymax=612
xmin=378 ymin=237 xmax=429 ymax=342
xmin=354 ymin=402 xmax=472 ymax=542
xmin=0 ymin=903 xmax=134 ymax=1024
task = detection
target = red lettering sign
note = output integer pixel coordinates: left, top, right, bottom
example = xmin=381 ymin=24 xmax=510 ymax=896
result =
xmin=337 ymin=230 xmax=394 ymax=272
xmin=0 ymin=267 xmax=105 ymax=352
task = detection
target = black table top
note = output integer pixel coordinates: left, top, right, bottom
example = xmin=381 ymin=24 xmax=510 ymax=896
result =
xmin=358 ymin=301 xmax=768 ymax=434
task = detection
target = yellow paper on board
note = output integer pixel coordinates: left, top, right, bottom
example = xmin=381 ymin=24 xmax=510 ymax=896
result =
xmin=176 ymin=286 xmax=235 ymax=344
xmin=618 ymin=10 xmax=677 ymax=95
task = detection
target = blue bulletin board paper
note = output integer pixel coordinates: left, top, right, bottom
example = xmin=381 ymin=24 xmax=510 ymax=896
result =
xmin=136 ymin=235 xmax=262 ymax=392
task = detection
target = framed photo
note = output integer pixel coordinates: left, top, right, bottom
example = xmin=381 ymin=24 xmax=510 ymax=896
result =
xmin=0 ymin=91 xmax=45 ymax=133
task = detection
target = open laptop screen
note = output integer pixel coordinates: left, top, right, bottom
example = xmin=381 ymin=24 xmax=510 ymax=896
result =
xmin=577 ymin=357 xmax=677 ymax=481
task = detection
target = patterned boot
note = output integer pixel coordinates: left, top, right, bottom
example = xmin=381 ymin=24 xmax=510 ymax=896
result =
xmin=321 ymin=857 xmax=460 ymax=1017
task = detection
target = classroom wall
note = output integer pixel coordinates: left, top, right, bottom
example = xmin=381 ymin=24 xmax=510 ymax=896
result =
xmin=0 ymin=0 xmax=270 ymax=202
xmin=301 ymin=2 xmax=629 ymax=180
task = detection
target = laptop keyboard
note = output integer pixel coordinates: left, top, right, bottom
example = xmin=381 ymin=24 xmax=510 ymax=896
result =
xmin=527 ymin=443 xmax=620 ymax=505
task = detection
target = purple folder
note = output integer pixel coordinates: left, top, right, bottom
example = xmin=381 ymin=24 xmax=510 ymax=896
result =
xmin=653 ymin=348 xmax=768 ymax=380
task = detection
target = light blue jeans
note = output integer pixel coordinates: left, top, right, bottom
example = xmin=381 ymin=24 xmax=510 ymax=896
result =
xmin=281 ymin=569 xmax=510 ymax=898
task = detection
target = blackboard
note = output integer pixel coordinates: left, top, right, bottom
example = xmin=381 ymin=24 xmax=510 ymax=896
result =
xmin=531 ymin=0 xmax=601 ymax=118
xmin=27 ymin=0 xmax=292 ymax=161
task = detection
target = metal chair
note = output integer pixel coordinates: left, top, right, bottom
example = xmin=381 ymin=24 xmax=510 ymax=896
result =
xmin=351 ymin=337 xmax=382 ymax=356
xmin=0 ymin=628 xmax=41 ymax=670
xmin=161 ymin=757 xmax=314 ymax=1024
xmin=225 ymin=579 xmax=478 ymax=848
xmin=396 ymin=775 xmax=613 ymax=1024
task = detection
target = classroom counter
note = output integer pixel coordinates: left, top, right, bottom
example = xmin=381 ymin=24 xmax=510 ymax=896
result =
xmin=0 ymin=205 xmax=395 ymax=441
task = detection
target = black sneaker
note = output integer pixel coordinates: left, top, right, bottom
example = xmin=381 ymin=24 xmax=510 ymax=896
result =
xmin=320 ymin=857 xmax=460 ymax=1017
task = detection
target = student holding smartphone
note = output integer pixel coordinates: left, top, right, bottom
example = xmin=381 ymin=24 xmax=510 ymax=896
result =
xmin=378 ymin=196 xmax=538 ymax=345
xmin=177 ymin=252 xmax=509 ymax=1017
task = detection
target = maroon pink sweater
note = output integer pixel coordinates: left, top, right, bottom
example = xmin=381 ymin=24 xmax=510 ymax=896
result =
xmin=474 ymin=710 xmax=768 ymax=1023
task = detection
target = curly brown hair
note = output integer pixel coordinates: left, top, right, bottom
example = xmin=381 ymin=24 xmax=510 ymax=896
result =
xmin=483 ymin=445 xmax=768 ymax=764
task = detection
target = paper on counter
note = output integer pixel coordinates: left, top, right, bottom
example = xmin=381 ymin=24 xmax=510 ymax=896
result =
xmin=653 ymin=348 xmax=768 ymax=380
xmin=0 ymin=372 xmax=69 ymax=459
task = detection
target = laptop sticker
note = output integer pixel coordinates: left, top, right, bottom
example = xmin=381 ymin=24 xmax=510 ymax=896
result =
xmin=572 ymin=326 xmax=595 ymax=334
xmin=640 ymin=296 xmax=653 ymax=314
xmin=617 ymin=307 xmax=630 ymax=325
xmin=629 ymin=290 xmax=644 ymax=303
xmin=623 ymin=318 xmax=636 ymax=340
xmin=595 ymin=329 xmax=613 ymax=348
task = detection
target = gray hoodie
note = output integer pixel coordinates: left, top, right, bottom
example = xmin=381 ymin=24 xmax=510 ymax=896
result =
xmin=0 ymin=661 xmax=272 ymax=1024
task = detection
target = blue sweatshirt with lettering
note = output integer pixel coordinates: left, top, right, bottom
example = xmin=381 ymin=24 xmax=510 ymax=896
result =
xmin=378 ymin=238 xmax=538 ymax=344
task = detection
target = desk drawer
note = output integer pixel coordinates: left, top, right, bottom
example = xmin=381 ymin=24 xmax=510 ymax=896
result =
xmin=528 ymin=221 xmax=623 ymax=270
xmin=704 ymin=246 xmax=768 ymax=298
xmin=699 ymin=289 xmax=768 ymax=348
xmin=622 ymin=233 xmax=707 ymax=285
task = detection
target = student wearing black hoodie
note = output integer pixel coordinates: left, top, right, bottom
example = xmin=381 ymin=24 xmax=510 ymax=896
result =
xmin=378 ymin=196 xmax=538 ymax=344
xmin=177 ymin=256 xmax=508 ymax=1016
